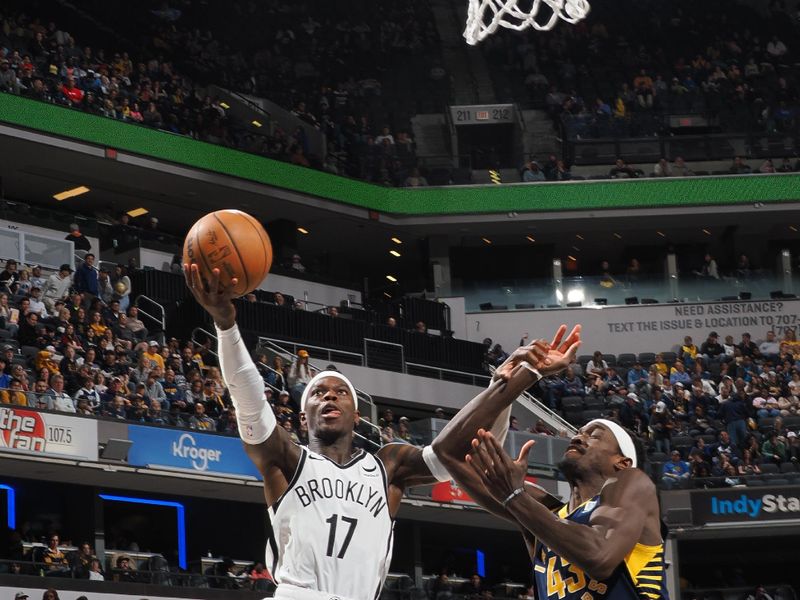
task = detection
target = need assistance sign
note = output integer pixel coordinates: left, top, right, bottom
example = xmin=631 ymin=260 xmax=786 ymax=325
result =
xmin=691 ymin=486 xmax=800 ymax=524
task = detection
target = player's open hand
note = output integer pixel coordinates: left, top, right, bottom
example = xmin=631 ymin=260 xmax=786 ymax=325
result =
xmin=540 ymin=324 xmax=581 ymax=376
xmin=183 ymin=263 xmax=237 ymax=330
xmin=466 ymin=429 xmax=533 ymax=505
xmin=493 ymin=324 xmax=581 ymax=382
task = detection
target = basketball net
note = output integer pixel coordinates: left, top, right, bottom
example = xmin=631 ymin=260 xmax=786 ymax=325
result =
xmin=464 ymin=0 xmax=591 ymax=45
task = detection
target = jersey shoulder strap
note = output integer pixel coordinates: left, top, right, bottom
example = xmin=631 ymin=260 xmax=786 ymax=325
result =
xmin=272 ymin=445 xmax=309 ymax=512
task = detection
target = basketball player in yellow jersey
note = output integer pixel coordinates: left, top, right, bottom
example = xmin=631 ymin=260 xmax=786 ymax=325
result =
xmin=434 ymin=350 xmax=668 ymax=600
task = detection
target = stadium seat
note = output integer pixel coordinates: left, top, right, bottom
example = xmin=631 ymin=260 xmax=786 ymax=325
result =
xmin=583 ymin=396 xmax=605 ymax=410
xmin=577 ymin=355 xmax=593 ymax=369
xmin=769 ymin=477 xmax=789 ymax=486
xmin=637 ymin=352 xmax=655 ymax=367
xmin=758 ymin=417 xmax=776 ymax=433
xmin=783 ymin=416 xmax=800 ymax=429
xmin=564 ymin=409 xmax=584 ymax=425
xmin=617 ymin=353 xmax=636 ymax=368
xmin=649 ymin=452 xmax=668 ymax=463
xmin=602 ymin=354 xmax=617 ymax=366
xmin=561 ymin=396 xmax=585 ymax=410
xmin=671 ymin=435 xmax=694 ymax=450
xmin=760 ymin=463 xmax=779 ymax=474
xmin=661 ymin=352 xmax=677 ymax=366
xmin=779 ymin=462 xmax=797 ymax=473
xmin=746 ymin=476 xmax=766 ymax=486
xmin=581 ymin=409 xmax=603 ymax=423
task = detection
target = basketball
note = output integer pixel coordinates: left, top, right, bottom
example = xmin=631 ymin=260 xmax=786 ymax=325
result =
xmin=183 ymin=209 xmax=272 ymax=296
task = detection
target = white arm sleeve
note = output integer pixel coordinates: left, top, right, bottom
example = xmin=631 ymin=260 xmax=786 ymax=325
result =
xmin=422 ymin=444 xmax=452 ymax=482
xmin=216 ymin=323 xmax=275 ymax=444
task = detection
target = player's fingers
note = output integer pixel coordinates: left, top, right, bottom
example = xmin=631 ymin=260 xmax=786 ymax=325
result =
xmin=472 ymin=437 xmax=496 ymax=477
xmin=210 ymin=267 xmax=221 ymax=295
xmin=517 ymin=440 xmax=535 ymax=465
xmin=485 ymin=432 xmax=512 ymax=469
xmin=564 ymin=340 xmax=582 ymax=362
xmin=189 ymin=263 xmax=207 ymax=295
xmin=559 ymin=324 xmax=582 ymax=354
xmin=550 ymin=324 xmax=567 ymax=349
xmin=466 ymin=452 xmax=489 ymax=482
xmin=468 ymin=439 xmax=489 ymax=472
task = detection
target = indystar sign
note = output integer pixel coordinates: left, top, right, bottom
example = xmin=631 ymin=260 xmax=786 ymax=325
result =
xmin=691 ymin=486 xmax=800 ymax=524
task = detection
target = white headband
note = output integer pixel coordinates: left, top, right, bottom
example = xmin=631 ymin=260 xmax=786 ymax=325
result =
xmin=300 ymin=371 xmax=359 ymax=412
xmin=585 ymin=419 xmax=638 ymax=468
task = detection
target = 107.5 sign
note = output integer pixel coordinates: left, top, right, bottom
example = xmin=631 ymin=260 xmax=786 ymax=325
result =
xmin=450 ymin=104 xmax=515 ymax=125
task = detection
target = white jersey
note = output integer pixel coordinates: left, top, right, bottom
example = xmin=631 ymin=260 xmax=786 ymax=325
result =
xmin=268 ymin=446 xmax=394 ymax=600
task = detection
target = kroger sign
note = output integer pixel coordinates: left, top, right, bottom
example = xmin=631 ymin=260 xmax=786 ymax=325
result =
xmin=691 ymin=487 xmax=800 ymax=524
xmin=127 ymin=425 xmax=261 ymax=479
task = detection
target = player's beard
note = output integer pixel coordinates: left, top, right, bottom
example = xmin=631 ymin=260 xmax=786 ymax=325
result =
xmin=556 ymin=455 xmax=583 ymax=482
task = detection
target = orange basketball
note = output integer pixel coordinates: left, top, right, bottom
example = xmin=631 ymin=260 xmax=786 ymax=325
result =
xmin=183 ymin=210 xmax=272 ymax=296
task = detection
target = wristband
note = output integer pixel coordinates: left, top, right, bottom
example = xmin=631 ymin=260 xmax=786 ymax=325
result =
xmin=502 ymin=486 xmax=526 ymax=507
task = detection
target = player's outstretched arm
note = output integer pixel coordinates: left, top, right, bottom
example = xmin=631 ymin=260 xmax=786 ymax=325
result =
xmin=467 ymin=430 xmax=657 ymax=580
xmin=184 ymin=264 xmax=300 ymax=503
xmin=434 ymin=325 xmax=580 ymax=471
xmin=379 ymin=326 xmax=579 ymax=518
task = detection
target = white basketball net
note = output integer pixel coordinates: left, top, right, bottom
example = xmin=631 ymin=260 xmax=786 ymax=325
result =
xmin=464 ymin=0 xmax=591 ymax=45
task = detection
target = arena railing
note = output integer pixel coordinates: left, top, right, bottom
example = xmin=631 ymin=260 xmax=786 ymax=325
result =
xmin=134 ymin=295 xmax=166 ymax=342
xmin=0 ymin=558 xmax=273 ymax=591
xmin=564 ymin=130 xmax=800 ymax=166
xmin=254 ymin=336 xmax=380 ymax=428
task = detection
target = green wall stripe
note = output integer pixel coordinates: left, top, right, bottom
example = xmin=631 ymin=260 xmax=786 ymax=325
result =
xmin=2 ymin=93 xmax=799 ymax=215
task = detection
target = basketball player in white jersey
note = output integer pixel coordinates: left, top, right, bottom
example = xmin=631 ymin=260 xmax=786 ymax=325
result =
xmin=185 ymin=264 xmax=580 ymax=600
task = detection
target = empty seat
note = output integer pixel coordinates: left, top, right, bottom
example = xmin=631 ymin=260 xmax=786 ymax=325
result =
xmin=602 ymin=354 xmax=617 ymax=366
xmin=649 ymin=452 xmax=668 ymax=463
xmin=637 ymin=352 xmax=655 ymax=367
xmin=617 ymin=353 xmax=637 ymax=368
xmin=760 ymin=463 xmax=779 ymax=474
xmin=780 ymin=462 xmax=797 ymax=473
xmin=563 ymin=409 xmax=584 ymax=425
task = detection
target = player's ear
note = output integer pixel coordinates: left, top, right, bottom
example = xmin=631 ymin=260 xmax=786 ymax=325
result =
xmin=614 ymin=455 xmax=633 ymax=471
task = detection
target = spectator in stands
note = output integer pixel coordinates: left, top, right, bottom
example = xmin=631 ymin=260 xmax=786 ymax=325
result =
xmin=114 ymin=556 xmax=137 ymax=583
xmin=0 ymin=260 xmax=19 ymax=292
xmin=42 ymin=265 xmax=73 ymax=314
xmin=669 ymin=361 xmax=692 ymax=387
xmin=290 ymin=254 xmax=306 ymax=273
xmin=762 ymin=431 xmax=787 ymax=464
xmin=661 ymin=450 xmax=690 ymax=489
xmin=74 ymin=254 xmax=99 ymax=306
xmin=189 ymin=402 xmax=215 ymax=430
xmin=700 ymin=332 xmax=725 ymax=363
xmin=672 ymin=157 xmax=694 ymax=177
xmin=65 ymin=223 xmax=91 ymax=251
xmin=650 ymin=401 xmax=674 ymax=453
xmin=1 ymin=378 xmax=28 ymax=406
xmin=88 ymin=558 xmax=105 ymax=580
xmin=609 ymin=158 xmax=642 ymax=178
xmin=653 ymin=158 xmax=672 ymax=177
xmin=47 ymin=374 xmax=74 ymax=413
xmin=522 ymin=161 xmax=545 ymax=182
xmin=759 ymin=331 xmax=780 ymax=363
xmin=737 ymin=449 xmax=762 ymax=476
xmin=718 ymin=388 xmax=748 ymax=449
xmin=729 ymin=156 xmax=752 ymax=174
xmin=42 ymin=534 xmax=70 ymax=574
xmin=404 ymin=168 xmax=428 ymax=187
xmin=627 ymin=361 xmax=649 ymax=396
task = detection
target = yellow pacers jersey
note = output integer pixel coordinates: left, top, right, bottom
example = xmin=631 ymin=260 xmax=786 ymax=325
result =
xmin=533 ymin=496 xmax=669 ymax=600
